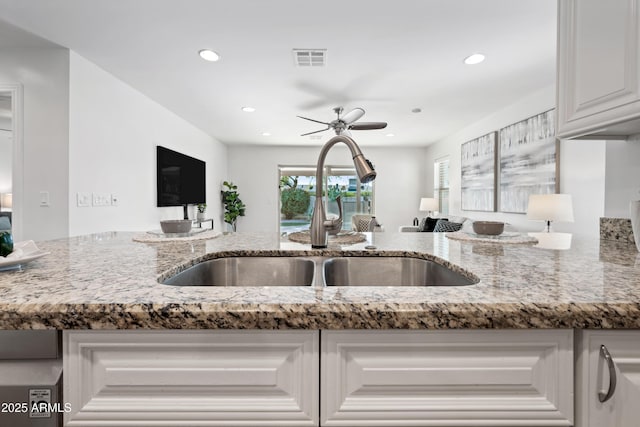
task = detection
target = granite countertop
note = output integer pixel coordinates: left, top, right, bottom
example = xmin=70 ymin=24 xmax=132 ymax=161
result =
xmin=0 ymin=231 xmax=639 ymax=330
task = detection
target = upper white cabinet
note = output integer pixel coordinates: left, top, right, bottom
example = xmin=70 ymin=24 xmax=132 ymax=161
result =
xmin=63 ymin=330 xmax=319 ymax=427
xmin=321 ymin=329 xmax=574 ymax=426
xmin=576 ymin=330 xmax=640 ymax=427
xmin=557 ymin=0 xmax=640 ymax=138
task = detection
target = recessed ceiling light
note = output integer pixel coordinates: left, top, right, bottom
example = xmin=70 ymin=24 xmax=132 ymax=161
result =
xmin=386 ymin=133 xmax=395 ymax=137
xmin=262 ymin=132 xmax=271 ymax=136
xmin=464 ymin=53 xmax=485 ymax=65
xmin=241 ymin=106 xmax=256 ymax=113
xmin=198 ymin=49 xmax=220 ymax=62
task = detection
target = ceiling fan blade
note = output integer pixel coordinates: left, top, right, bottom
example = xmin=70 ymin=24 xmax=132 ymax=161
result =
xmin=349 ymin=122 xmax=388 ymax=130
xmin=341 ymin=107 xmax=365 ymax=125
xmin=297 ymin=115 xmax=330 ymax=125
xmin=301 ymin=127 xmax=330 ymax=136
xmin=298 ymin=99 xmax=330 ymax=110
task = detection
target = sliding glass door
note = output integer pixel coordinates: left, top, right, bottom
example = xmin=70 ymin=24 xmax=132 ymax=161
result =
xmin=278 ymin=165 xmax=375 ymax=234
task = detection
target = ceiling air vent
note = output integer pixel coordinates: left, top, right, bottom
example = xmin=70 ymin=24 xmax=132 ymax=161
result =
xmin=293 ymin=49 xmax=326 ymax=67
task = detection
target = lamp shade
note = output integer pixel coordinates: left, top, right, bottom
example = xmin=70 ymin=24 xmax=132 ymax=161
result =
xmin=526 ymin=194 xmax=574 ymax=222
xmin=0 ymin=193 xmax=11 ymax=210
xmin=419 ymin=197 xmax=439 ymax=212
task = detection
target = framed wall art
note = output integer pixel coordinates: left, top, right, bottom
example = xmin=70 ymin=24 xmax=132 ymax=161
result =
xmin=461 ymin=132 xmax=497 ymax=212
xmin=499 ymin=109 xmax=558 ymax=214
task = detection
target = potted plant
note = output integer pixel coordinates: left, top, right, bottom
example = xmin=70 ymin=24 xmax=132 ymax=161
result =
xmin=280 ymin=176 xmax=311 ymax=220
xmin=221 ymin=181 xmax=246 ymax=232
xmin=196 ymin=204 xmax=207 ymax=221
xmin=0 ymin=230 xmax=12 ymax=257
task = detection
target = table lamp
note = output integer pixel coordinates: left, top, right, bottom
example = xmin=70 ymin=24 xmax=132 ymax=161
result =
xmin=526 ymin=194 xmax=574 ymax=232
xmin=419 ymin=197 xmax=439 ymax=217
xmin=0 ymin=193 xmax=11 ymax=211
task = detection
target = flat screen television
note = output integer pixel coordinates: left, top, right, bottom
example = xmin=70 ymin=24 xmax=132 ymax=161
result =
xmin=156 ymin=146 xmax=206 ymax=211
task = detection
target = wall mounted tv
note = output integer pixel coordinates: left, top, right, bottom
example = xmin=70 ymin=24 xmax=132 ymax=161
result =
xmin=156 ymin=146 xmax=206 ymax=215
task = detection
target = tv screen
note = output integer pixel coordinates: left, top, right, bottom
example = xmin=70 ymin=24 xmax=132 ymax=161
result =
xmin=156 ymin=146 xmax=206 ymax=207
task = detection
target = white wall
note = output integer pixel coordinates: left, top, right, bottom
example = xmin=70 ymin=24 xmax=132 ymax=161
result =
xmin=604 ymin=137 xmax=640 ymax=217
xmin=69 ymin=52 xmax=227 ymax=235
xmin=0 ymin=117 xmax=11 ymax=194
xmin=424 ymin=85 xmax=606 ymax=237
xmin=227 ymin=145 xmax=426 ymax=233
xmin=559 ymin=138 xmax=606 ymax=236
xmin=0 ymin=47 xmax=70 ymax=240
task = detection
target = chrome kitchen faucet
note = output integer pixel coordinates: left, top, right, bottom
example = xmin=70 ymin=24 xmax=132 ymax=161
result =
xmin=310 ymin=135 xmax=376 ymax=248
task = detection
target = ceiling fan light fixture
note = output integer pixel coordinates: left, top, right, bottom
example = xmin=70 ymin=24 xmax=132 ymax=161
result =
xmin=463 ymin=53 xmax=485 ymax=65
xmin=298 ymin=107 xmax=387 ymax=136
xmin=198 ymin=49 xmax=220 ymax=62
xmin=241 ymin=106 xmax=256 ymax=113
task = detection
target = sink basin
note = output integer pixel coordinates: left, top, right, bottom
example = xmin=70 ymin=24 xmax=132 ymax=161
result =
xmin=163 ymin=257 xmax=315 ymax=286
xmin=323 ymin=256 xmax=476 ymax=286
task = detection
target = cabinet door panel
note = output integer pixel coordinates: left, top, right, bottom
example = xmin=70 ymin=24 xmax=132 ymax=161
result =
xmin=64 ymin=330 xmax=318 ymax=427
xmin=321 ymin=330 xmax=573 ymax=427
xmin=577 ymin=330 xmax=640 ymax=427
xmin=574 ymin=0 xmax=634 ymax=108
xmin=557 ymin=0 xmax=640 ymax=137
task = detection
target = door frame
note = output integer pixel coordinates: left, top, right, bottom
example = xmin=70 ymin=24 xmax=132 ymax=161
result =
xmin=0 ymin=84 xmax=24 ymax=240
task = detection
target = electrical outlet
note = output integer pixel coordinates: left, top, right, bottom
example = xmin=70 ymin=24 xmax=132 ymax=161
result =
xmin=77 ymin=192 xmax=91 ymax=207
xmin=110 ymin=194 xmax=119 ymax=206
xmin=92 ymin=192 xmax=111 ymax=207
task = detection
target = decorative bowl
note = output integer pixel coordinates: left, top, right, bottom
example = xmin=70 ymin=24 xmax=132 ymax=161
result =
xmin=472 ymin=221 xmax=505 ymax=236
xmin=160 ymin=219 xmax=192 ymax=234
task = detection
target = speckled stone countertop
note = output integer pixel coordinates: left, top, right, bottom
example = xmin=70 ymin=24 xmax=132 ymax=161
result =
xmin=0 ymin=231 xmax=639 ymax=330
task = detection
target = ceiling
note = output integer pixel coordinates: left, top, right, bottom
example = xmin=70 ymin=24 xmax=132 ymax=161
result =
xmin=0 ymin=0 xmax=557 ymax=147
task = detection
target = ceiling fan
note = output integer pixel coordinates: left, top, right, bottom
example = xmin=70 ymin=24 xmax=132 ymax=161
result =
xmin=297 ymin=107 xmax=387 ymax=137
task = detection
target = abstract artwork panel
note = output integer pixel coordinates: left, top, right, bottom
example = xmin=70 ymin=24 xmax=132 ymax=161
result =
xmin=461 ymin=132 xmax=496 ymax=212
xmin=499 ymin=109 xmax=557 ymax=214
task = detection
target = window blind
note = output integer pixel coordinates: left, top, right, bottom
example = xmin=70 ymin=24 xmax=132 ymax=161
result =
xmin=434 ymin=158 xmax=450 ymax=215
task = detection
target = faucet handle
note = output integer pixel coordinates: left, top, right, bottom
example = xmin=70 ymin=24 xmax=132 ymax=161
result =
xmin=335 ymin=195 xmax=343 ymax=221
xmin=325 ymin=195 xmax=343 ymax=235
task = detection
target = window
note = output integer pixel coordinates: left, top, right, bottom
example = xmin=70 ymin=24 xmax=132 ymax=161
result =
xmin=278 ymin=165 xmax=375 ymax=234
xmin=434 ymin=157 xmax=449 ymax=215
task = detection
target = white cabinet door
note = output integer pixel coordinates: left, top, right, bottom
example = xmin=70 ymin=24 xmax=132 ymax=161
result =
xmin=576 ymin=330 xmax=640 ymax=427
xmin=557 ymin=0 xmax=640 ymax=138
xmin=321 ymin=329 xmax=573 ymax=426
xmin=63 ymin=330 xmax=319 ymax=426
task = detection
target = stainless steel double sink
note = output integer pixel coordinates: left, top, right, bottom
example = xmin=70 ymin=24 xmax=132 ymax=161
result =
xmin=162 ymin=256 xmax=477 ymax=287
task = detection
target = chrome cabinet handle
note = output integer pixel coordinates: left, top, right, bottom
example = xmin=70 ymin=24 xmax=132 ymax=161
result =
xmin=598 ymin=344 xmax=617 ymax=403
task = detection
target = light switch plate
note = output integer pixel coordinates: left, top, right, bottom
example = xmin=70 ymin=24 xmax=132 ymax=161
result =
xmin=77 ymin=192 xmax=91 ymax=207
xmin=39 ymin=191 xmax=50 ymax=207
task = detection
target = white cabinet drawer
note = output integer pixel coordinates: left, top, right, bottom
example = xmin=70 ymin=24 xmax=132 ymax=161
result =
xmin=321 ymin=329 xmax=573 ymax=426
xmin=63 ymin=330 xmax=319 ymax=426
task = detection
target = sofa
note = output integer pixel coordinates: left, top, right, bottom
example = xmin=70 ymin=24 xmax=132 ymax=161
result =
xmin=0 ymin=212 xmax=11 ymax=231
xmin=399 ymin=215 xmax=471 ymax=233
xmin=400 ymin=216 xmax=521 ymax=235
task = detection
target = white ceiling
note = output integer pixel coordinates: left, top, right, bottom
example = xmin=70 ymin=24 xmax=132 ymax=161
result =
xmin=0 ymin=0 xmax=557 ymax=147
